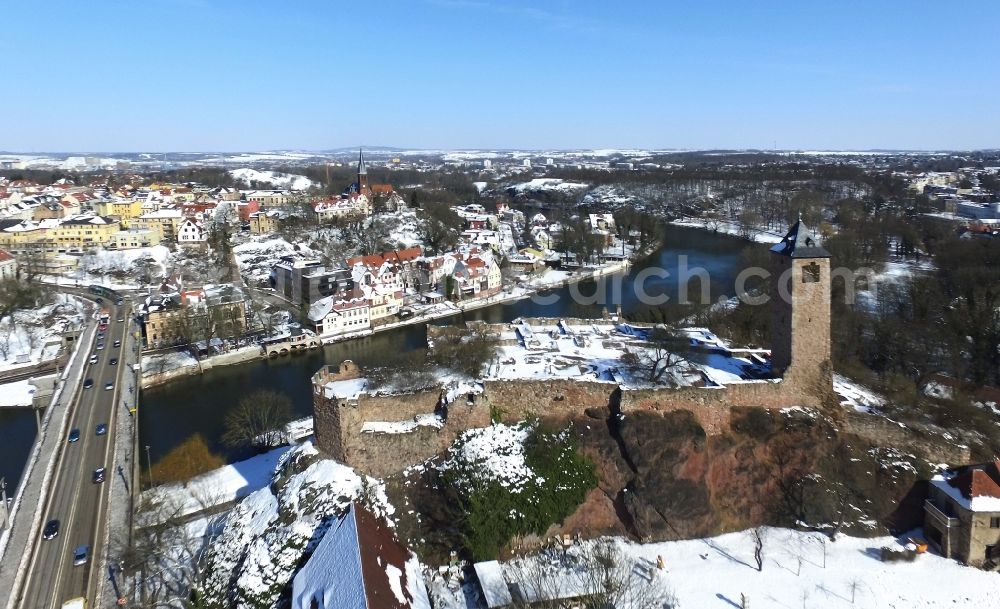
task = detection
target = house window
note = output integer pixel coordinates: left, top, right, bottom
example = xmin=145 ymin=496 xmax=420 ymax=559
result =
xmin=802 ymin=262 xmax=821 ymax=283
xmin=991 ymin=517 xmax=1000 ymax=529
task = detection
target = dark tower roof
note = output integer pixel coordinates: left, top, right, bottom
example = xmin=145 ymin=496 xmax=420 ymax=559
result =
xmin=357 ymin=148 xmax=367 ymax=176
xmin=770 ymin=218 xmax=830 ymax=258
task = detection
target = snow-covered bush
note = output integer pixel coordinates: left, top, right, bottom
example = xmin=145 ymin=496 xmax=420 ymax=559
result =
xmin=434 ymin=422 xmax=596 ymax=560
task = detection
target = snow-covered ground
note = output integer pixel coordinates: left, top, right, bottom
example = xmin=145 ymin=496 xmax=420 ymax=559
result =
xmin=142 ymin=445 xmax=292 ymax=523
xmin=670 ymin=217 xmax=786 ymax=244
xmin=141 ymin=350 xmax=198 ymax=380
xmin=385 ymin=209 xmax=422 ymax=248
xmin=483 ymin=319 xmax=765 ymax=388
xmin=230 ymin=168 xmax=315 ymax=191
xmin=0 ymin=378 xmax=37 ymax=407
xmin=200 ymin=442 xmax=392 ymax=609
xmin=854 ymin=256 xmax=935 ymax=311
xmin=40 ymin=245 xmax=171 ymax=290
xmin=834 ymin=373 xmax=886 ymax=413
xmin=448 ymin=527 xmax=1000 ymax=609
xmin=509 ymin=178 xmax=590 ymax=195
xmin=0 ymin=294 xmax=86 ymax=373
xmin=233 ymin=235 xmax=317 ymax=285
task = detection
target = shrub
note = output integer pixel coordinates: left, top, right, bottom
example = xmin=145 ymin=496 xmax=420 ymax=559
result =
xmin=444 ymin=424 xmax=597 ymax=561
xmin=150 ymin=433 xmax=225 ymax=484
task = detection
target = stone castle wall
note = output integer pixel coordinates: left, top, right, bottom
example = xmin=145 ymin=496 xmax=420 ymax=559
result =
xmin=313 ymin=371 xmax=839 ymax=476
xmin=840 ymin=411 xmax=971 ymax=465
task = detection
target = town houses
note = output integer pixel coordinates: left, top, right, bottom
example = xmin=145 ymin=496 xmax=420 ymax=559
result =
xmin=298 ymin=244 xmax=502 ymax=339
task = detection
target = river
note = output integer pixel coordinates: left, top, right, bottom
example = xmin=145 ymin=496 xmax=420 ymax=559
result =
xmin=0 ymin=224 xmax=754 ymax=486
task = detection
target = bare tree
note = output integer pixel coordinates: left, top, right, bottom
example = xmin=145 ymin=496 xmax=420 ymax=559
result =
xmin=620 ymin=327 xmax=690 ymax=385
xmin=750 ymin=527 xmax=766 ymax=572
xmin=113 ymin=490 xmax=223 ymax=608
xmin=222 ymin=389 xmax=293 ymax=450
xmin=506 ymin=539 xmax=677 ymax=609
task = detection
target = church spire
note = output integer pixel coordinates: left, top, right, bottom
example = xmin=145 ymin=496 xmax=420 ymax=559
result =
xmin=357 ymin=148 xmax=368 ymax=192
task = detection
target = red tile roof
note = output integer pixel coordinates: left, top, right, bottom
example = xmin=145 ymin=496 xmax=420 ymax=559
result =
xmin=949 ymin=460 xmax=1000 ymax=500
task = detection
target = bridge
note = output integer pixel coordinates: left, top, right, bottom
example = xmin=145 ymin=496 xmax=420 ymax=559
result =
xmin=0 ymin=287 xmax=142 ymax=609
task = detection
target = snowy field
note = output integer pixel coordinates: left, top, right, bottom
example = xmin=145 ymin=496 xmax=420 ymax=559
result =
xmin=509 ymin=178 xmax=590 ymax=195
xmin=453 ymin=528 xmax=1000 ymax=609
xmin=230 ymin=168 xmax=315 ymax=191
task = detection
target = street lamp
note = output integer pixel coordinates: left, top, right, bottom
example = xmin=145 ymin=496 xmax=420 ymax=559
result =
xmin=144 ymin=445 xmax=153 ymax=487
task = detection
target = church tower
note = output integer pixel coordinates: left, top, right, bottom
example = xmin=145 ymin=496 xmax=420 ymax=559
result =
xmin=357 ymin=148 xmax=368 ymax=192
xmin=769 ymin=218 xmax=831 ymax=387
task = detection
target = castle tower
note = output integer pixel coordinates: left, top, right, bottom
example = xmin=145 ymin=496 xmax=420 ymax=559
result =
xmin=357 ymin=148 xmax=368 ymax=192
xmin=769 ymin=218 xmax=831 ymax=387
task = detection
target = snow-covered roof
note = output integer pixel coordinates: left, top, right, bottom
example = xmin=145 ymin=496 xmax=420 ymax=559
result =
xmin=291 ymin=503 xmax=429 ymax=609
xmin=474 ymin=561 xmax=513 ymax=608
xmin=931 ymin=461 xmax=1000 ymax=513
xmin=770 ymin=219 xmax=830 ymax=258
xmin=323 ymin=377 xmax=368 ymax=400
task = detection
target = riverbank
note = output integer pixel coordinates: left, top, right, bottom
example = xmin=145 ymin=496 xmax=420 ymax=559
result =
xmin=670 ymin=216 xmax=785 ymax=244
xmin=317 ymin=258 xmax=631 ymax=344
xmin=142 ymin=258 xmax=634 ymax=388
xmin=140 ymin=344 xmax=262 ymax=389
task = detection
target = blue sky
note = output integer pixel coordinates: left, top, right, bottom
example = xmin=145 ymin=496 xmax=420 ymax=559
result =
xmin=2 ymin=0 xmax=997 ymax=151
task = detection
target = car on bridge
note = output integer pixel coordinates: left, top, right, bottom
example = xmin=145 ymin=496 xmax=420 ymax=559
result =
xmin=72 ymin=545 xmax=89 ymax=566
xmin=83 ymin=379 xmax=93 ymax=389
xmin=104 ymin=381 xmax=114 ymax=390
xmin=109 ymin=358 xmax=118 ymax=366
xmin=113 ymin=340 xmax=121 ymax=347
xmin=68 ymin=429 xmax=80 ymax=442
xmin=42 ymin=519 xmax=60 ymax=540
xmin=96 ymin=423 xmax=107 ymax=435
xmin=92 ymin=467 xmax=105 ymax=484
xmin=89 ymin=354 xmax=98 ymax=365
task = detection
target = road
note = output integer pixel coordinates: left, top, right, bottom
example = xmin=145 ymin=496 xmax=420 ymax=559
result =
xmin=15 ymin=300 xmax=135 ymax=609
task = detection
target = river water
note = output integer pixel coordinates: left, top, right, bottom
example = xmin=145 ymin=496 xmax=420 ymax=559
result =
xmin=0 ymin=225 xmax=753 ymax=485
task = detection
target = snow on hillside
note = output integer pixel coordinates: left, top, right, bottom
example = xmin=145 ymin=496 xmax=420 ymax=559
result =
xmin=230 ymin=168 xmax=315 ymax=191
xmin=0 ymin=294 xmax=86 ymax=373
xmin=200 ymin=442 xmax=391 ymax=609
xmin=834 ymin=374 xmax=886 ymax=413
xmin=233 ymin=236 xmax=317 ymax=285
xmin=509 ymin=178 xmax=590 ymax=194
xmin=437 ymin=423 xmax=534 ymax=492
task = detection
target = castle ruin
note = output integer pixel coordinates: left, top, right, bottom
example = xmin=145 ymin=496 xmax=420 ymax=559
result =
xmin=313 ymin=220 xmax=837 ymax=477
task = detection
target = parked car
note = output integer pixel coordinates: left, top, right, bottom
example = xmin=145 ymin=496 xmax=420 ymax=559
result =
xmin=89 ymin=355 xmax=98 ymax=365
xmin=95 ymin=423 xmax=107 ymax=436
xmin=42 ymin=519 xmax=60 ymax=540
xmin=109 ymin=358 xmax=118 ymax=366
xmin=83 ymin=379 xmax=93 ymax=389
xmin=73 ymin=545 xmax=89 ymax=566
xmin=92 ymin=467 xmax=105 ymax=483
xmin=68 ymin=429 xmax=80 ymax=443
xmin=96 ymin=343 xmax=104 ymax=351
